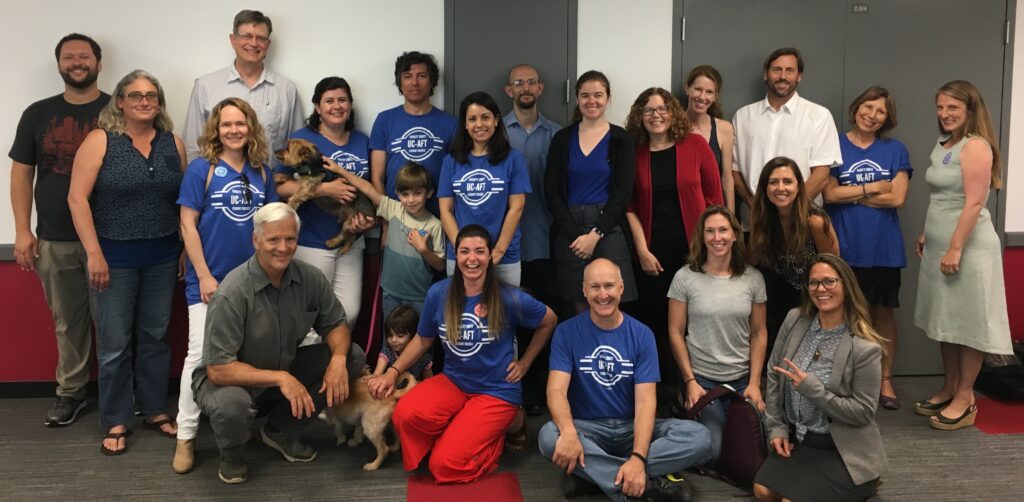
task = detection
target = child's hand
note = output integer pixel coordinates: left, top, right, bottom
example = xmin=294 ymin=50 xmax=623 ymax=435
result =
xmin=407 ymin=229 xmax=430 ymax=252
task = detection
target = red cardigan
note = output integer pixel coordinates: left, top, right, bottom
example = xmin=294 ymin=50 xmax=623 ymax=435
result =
xmin=628 ymin=133 xmax=724 ymax=247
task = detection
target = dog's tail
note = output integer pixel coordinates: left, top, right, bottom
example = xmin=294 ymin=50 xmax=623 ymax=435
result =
xmin=391 ymin=373 xmax=418 ymax=399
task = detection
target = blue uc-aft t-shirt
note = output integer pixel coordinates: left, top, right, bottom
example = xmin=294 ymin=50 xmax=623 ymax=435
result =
xmin=369 ymin=105 xmax=457 ymax=214
xmin=418 ymin=278 xmax=548 ymax=405
xmin=826 ymin=135 xmax=912 ymax=268
xmin=549 ymin=312 xmax=660 ymax=420
xmin=278 ymin=128 xmax=371 ymax=250
xmin=437 ymin=150 xmax=531 ymax=264
xmin=177 ymin=157 xmax=277 ymax=305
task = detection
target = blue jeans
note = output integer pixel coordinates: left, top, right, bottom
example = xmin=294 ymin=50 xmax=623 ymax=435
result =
xmin=91 ymin=259 xmax=177 ymax=427
xmin=691 ymin=374 xmax=749 ymax=464
xmin=381 ymin=291 xmax=425 ymax=322
xmin=539 ymin=418 xmax=712 ymax=501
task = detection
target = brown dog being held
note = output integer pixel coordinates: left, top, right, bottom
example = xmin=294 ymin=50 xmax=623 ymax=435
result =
xmin=273 ymin=138 xmax=375 ymax=254
xmin=324 ymin=372 xmax=417 ymax=471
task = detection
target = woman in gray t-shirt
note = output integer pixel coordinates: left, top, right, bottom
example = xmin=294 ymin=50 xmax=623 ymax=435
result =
xmin=667 ymin=205 xmax=767 ymax=462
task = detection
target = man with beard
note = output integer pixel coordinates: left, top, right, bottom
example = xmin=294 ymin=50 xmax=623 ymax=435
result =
xmin=731 ymin=47 xmax=841 ymax=210
xmin=502 ymin=64 xmax=560 ymax=417
xmin=183 ymin=9 xmax=303 ymax=164
xmin=9 ymin=33 xmax=109 ymax=426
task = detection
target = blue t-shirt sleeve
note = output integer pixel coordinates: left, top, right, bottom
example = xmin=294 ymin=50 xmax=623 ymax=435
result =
xmin=509 ymin=151 xmax=531 ymax=194
xmin=417 ymin=283 xmax=444 ymax=339
xmin=369 ymin=112 xmax=388 ymax=151
xmin=632 ymin=321 xmax=661 ymax=384
xmin=896 ymin=141 xmax=912 ymax=178
xmin=437 ymin=155 xmax=456 ymax=198
xmin=548 ymin=324 xmax=574 ymax=374
xmin=177 ymin=159 xmax=209 ymax=211
xmin=509 ymin=287 xmax=547 ymax=329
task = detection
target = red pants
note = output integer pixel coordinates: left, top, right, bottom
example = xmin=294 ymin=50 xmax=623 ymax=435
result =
xmin=392 ymin=373 xmax=518 ymax=483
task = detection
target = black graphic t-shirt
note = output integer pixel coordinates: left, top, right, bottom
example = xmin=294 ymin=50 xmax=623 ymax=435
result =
xmin=9 ymin=92 xmax=110 ymax=240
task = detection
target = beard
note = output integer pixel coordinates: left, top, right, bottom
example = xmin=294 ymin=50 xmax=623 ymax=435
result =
xmin=60 ymin=66 xmax=99 ymax=89
xmin=516 ymin=94 xmax=537 ymax=110
xmin=765 ymin=78 xmax=797 ymax=99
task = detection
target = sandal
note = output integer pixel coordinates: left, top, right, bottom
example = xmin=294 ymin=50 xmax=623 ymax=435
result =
xmin=101 ymin=431 xmax=131 ymax=456
xmin=913 ymin=397 xmax=953 ymax=417
xmin=143 ymin=417 xmax=177 ymax=438
xmin=505 ymin=422 xmax=528 ymax=453
xmin=930 ymin=403 xmax=977 ymax=431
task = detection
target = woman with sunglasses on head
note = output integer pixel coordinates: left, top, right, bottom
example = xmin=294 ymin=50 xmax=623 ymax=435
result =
xmin=68 ymin=70 xmax=186 ymax=456
xmin=749 ymin=156 xmax=838 ymax=355
xmin=173 ymin=97 xmax=275 ymax=473
xmin=913 ymin=80 xmax=1012 ymax=430
xmin=667 ymin=206 xmax=766 ymax=464
xmin=624 ymin=87 xmax=723 ymax=388
xmin=276 ymin=77 xmax=375 ymax=341
xmin=545 ymin=70 xmax=637 ymax=313
xmin=683 ymin=65 xmax=736 ymax=212
xmin=822 ymin=86 xmax=911 ymax=410
xmin=753 ymin=253 xmax=887 ymax=502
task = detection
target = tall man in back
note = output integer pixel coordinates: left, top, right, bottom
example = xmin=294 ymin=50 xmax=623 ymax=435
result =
xmin=731 ymin=47 xmax=841 ymax=212
xmin=503 ymin=63 xmax=560 ymax=416
xmin=183 ymin=9 xmax=304 ymax=164
xmin=10 ymin=33 xmax=110 ymax=426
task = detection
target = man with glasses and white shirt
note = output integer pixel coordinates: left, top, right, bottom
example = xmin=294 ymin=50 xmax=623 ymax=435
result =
xmin=183 ymin=9 xmax=303 ymax=164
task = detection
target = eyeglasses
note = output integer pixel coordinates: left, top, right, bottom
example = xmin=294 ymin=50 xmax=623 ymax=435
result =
xmin=123 ymin=92 xmax=159 ymax=104
xmin=806 ymin=278 xmax=842 ymax=290
xmin=235 ymin=32 xmax=270 ymax=45
xmin=510 ymin=78 xmax=539 ymax=88
xmin=642 ymin=105 xmax=669 ymax=116
xmin=239 ymin=172 xmax=252 ymax=204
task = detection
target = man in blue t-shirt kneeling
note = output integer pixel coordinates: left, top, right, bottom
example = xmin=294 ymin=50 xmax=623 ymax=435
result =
xmin=539 ymin=259 xmax=712 ymax=502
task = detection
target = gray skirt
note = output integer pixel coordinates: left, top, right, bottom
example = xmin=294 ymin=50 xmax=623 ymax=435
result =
xmin=754 ymin=431 xmax=878 ymax=502
xmin=552 ymin=204 xmax=637 ymax=302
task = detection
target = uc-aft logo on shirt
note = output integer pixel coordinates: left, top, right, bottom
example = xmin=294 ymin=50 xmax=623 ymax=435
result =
xmin=838 ymin=159 xmax=890 ymax=185
xmin=579 ymin=346 xmax=634 ymax=388
xmin=208 ymin=178 xmax=264 ymax=222
xmin=330 ymin=151 xmax=369 ymax=179
xmin=438 ymin=312 xmax=495 ymax=358
xmin=453 ymin=169 xmax=506 ymax=206
xmin=390 ymin=126 xmax=445 ymax=162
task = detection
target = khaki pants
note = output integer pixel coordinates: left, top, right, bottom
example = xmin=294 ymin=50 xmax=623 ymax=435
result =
xmin=35 ymin=239 xmax=95 ymax=399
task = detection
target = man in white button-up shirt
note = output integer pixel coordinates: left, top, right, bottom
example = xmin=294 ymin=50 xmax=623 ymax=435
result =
xmin=731 ymin=48 xmax=841 ymax=214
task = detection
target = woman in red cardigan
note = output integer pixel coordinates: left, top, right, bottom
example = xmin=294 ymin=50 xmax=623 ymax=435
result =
xmin=625 ymin=87 xmax=723 ymax=391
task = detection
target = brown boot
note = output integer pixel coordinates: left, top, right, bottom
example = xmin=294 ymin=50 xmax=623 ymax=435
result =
xmin=172 ymin=439 xmax=195 ymax=474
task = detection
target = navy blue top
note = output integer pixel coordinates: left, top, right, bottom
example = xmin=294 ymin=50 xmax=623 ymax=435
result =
xmin=567 ymin=127 xmax=611 ymax=205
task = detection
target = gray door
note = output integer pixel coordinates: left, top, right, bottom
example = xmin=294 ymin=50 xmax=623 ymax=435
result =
xmin=444 ymin=0 xmax=575 ymax=124
xmin=674 ymin=0 xmax=1011 ymax=375
xmin=843 ymin=0 xmax=1009 ymax=375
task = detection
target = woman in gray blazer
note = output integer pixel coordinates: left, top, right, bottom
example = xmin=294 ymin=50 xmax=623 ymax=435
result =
xmin=753 ymin=253 xmax=887 ymax=502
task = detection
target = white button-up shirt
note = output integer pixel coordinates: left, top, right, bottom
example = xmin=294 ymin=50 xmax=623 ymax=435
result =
xmin=731 ymin=92 xmax=842 ymax=194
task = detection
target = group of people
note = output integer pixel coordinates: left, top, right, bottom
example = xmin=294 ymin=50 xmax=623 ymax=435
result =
xmin=9 ymin=8 xmax=1014 ymax=502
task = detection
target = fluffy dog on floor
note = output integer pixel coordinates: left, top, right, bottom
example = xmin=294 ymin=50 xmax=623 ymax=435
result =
xmin=324 ymin=371 xmax=417 ymax=471
xmin=274 ymin=138 xmax=375 ymax=253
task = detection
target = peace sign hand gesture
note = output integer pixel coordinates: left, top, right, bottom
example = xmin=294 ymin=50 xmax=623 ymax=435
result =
xmin=773 ymin=358 xmax=808 ymax=388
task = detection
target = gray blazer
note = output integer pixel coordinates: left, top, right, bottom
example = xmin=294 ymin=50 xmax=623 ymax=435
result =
xmin=765 ymin=309 xmax=888 ymax=485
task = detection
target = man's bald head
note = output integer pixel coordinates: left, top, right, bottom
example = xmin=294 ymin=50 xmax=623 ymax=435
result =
xmin=505 ymin=64 xmax=544 ymax=111
xmin=583 ymin=258 xmax=622 ymax=284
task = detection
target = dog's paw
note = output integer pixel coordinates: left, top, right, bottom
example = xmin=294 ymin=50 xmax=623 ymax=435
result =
xmin=347 ymin=438 xmax=363 ymax=447
xmin=362 ymin=462 xmax=381 ymax=471
xmin=335 ymin=436 xmax=347 ymax=447
xmin=388 ymin=442 xmax=401 ymax=452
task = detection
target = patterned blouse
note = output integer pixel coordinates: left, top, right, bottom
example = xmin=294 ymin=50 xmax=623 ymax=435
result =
xmin=784 ymin=316 xmax=848 ymax=441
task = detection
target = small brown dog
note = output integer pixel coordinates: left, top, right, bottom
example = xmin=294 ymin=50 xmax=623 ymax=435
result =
xmin=274 ymin=138 xmax=375 ymax=253
xmin=324 ymin=371 xmax=417 ymax=471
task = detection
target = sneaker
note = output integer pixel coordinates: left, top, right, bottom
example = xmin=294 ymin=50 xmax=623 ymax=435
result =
xmin=44 ymin=397 xmax=86 ymax=427
xmin=562 ymin=472 xmax=602 ymax=498
xmin=218 ymin=458 xmax=248 ymax=484
xmin=643 ymin=473 xmax=693 ymax=502
xmin=260 ymin=425 xmax=317 ymax=462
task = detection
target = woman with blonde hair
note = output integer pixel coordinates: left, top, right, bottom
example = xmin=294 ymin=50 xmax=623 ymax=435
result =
xmin=683 ymin=65 xmax=736 ymax=211
xmin=68 ymin=70 xmax=185 ymax=455
xmin=912 ymin=80 xmax=1012 ymax=429
xmin=754 ymin=253 xmax=886 ymax=502
xmin=173 ymin=97 xmax=276 ymax=473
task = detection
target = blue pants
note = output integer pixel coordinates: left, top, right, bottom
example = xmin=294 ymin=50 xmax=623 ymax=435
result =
xmin=692 ymin=374 xmax=750 ymax=464
xmin=538 ymin=418 xmax=712 ymax=501
xmin=91 ymin=259 xmax=177 ymax=427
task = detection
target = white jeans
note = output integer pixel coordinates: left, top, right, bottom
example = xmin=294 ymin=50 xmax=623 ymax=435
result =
xmin=446 ymin=259 xmax=521 ymax=287
xmin=176 ymin=303 xmax=207 ymax=440
xmin=294 ymin=243 xmax=364 ymax=345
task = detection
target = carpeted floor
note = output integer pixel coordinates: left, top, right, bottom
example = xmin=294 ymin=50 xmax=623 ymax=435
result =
xmin=1 ymin=376 xmax=1023 ymax=501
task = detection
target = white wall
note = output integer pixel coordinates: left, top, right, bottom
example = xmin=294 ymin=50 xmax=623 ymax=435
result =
xmin=577 ymin=0 xmax=674 ymax=125
xmin=0 ymin=0 xmax=445 ymax=244
xmin=1006 ymin=0 xmax=1024 ymax=233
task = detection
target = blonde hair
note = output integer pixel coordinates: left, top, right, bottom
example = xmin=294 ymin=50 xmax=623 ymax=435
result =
xmin=199 ymin=97 xmax=270 ymax=170
xmin=98 ymin=70 xmax=173 ymax=135
xmin=936 ymin=80 xmax=1001 ymax=189
xmin=801 ymin=254 xmax=887 ymax=355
